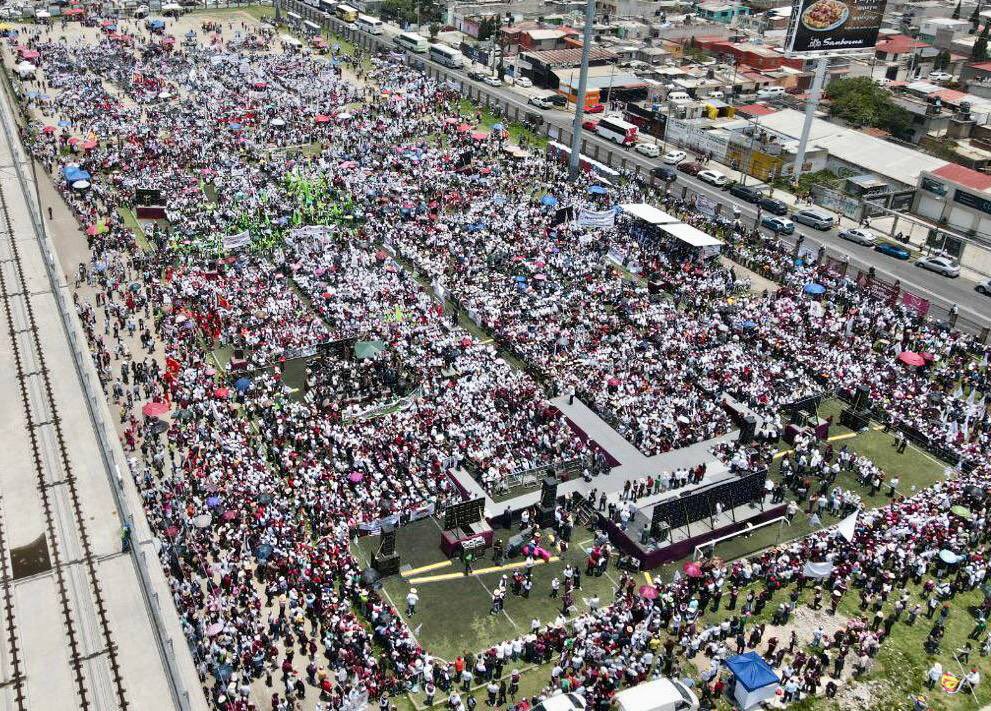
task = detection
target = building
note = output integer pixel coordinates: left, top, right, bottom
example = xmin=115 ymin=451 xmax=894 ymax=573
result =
xmin=696 ymin=1 xmax=751 ymax=23
xmin=519 ymin=46 xmax=618 ymax=89
xmin=914 ymin=163 xmax=991 ymax=269
xmin=872 ymin=33 xmax=936 ymax=81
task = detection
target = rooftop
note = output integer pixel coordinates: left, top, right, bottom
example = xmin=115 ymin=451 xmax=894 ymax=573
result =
xmin=875 ymin=34 xmax=930 ymax=55
xmin=931 ymin=162 xmax=991 ymax=191
xmin=734 ymin=103 xmax=779 ymax=117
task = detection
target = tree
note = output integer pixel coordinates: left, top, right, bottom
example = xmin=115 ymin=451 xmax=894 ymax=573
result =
xmin=934 ymin=49 xmax=952 ymax=70
xmin=953 ymin=0 xmax=962 ymax=18
xmin=428 ymin=22 xmax=440 ymax=41
xmin=975 ymin=22 xmax=990 ymax=60
xmin=825 ymin=76 xmax=916 ymax=139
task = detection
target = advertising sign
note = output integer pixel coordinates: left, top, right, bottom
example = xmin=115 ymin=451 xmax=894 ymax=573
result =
xmin=787 ymin=0 xmax=887 ymax=54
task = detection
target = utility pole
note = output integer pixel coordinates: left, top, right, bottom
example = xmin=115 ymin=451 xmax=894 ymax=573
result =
xmin=274 ymin=0 xmax=281 ymax=24
xmin=568 ymin=0 xmax=596 ymax=178
xmin=791 ymin=56 xmax=827 ymax=186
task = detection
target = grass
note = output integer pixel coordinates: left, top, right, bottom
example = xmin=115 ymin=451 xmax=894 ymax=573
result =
xmin=456 ymin=98 xmax=548 ymax=150
xmin=116 ymin=206 xmax=153 ymax=252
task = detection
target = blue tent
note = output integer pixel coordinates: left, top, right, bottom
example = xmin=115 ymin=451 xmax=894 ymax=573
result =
xmin=803 ymin=283 xmax=826 ymax=295
xmin=63 ymin=166 xmax=91 ymax=182
xmin=725 ymin=652 xmax=779 ymax=709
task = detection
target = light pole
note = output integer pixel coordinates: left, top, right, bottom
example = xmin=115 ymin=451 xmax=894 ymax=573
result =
xmin=568 ymin=0 xmax=596 ymax=178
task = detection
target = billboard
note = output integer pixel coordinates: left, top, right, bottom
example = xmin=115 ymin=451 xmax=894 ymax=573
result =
xmin=786 ymin=0 xmax=887 ymax=54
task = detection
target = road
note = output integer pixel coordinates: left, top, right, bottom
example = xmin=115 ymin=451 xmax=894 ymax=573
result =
xmin=293 ymin=2 xmax=991 ymax=333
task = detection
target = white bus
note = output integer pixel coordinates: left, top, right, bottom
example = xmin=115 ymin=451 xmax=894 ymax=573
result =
xmin=429 ymin=43 xmax=462 ymax=68
xmin=595 ymin=116 xmax=639 ymax=145
xmin=394 ymin=31 xmax=428 ymax=53
xmin=356 ymin=14 xmax=383 ymax=33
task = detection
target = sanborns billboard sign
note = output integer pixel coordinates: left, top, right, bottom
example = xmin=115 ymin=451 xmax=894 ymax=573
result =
xmin=787 ymin=0 xmax=887 ymax=54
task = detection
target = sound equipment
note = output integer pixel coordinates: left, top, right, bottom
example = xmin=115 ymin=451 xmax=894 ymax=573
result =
xmin=372 ymin=523 xmax=400 ymax=577
xmin=135 ymin=187 xmax=164 ymax=207
xmin=852 ymin=384 xmax=871 ymax=411
xmin=839 ymin=407 xmax=870 ymax=431
xmin=443 ymin=498 xmax=485 ymax=531
xmin=539 ymin=477 xmax=558 ymax=508
xmin=739 ymin=414 xmax=757 ymax=444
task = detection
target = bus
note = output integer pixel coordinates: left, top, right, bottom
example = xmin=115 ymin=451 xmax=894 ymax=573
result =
xmin=318 ymin=0 xmax=337 ymax=14
xmin=356 ymin=14 xmax=383 ymax=34
xmin=429 ymin=43 xmax=462 ymax=68
xmin=394 ymin=31 xmax=428 ymax=53
xmin=595 ymin=116 xmax=638 ymax=145
xmin=335 ymin=3 xmax=358 ymax=22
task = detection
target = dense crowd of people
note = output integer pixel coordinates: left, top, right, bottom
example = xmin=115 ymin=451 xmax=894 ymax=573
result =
xmin=7 ymin=13 xmax=991 ymax=711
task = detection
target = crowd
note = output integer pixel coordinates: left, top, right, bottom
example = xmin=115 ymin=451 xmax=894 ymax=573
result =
xmin=7 ymin=12 xmax=991 ymax=711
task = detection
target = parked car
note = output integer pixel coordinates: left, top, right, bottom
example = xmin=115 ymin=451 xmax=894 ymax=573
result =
xmin=467 ymin=68 xmax=487 ymax=81
xmin=761 ymin=216 xmax=794 ymax=234
xmin=650 ymin=166 xmax=678 ymax=182
xmin=612 ymin=678 xmax=700 ymax=711
xmin=511 ymin=76 xmax=532 ymax=88
xmin=977 ymin=277 xmax=991 ymax=295
xmin=728 ymin=184 xmax=762 ymax=203
xmin=582 ymin=119 xmax=599 ymax=131
xmin=874 ymin=242 xmax=911 ymax=260
xmin=678 ymin=162 xmax=703 ymax=176
xmin=838 ymin=228 xmax=877 ymax=246
xmin=759 ymin=196 xmax=788 ymax=215
xmin=528 ymin=96 xmax=552 ymax=110
xmin=546 ymin=94 xmax=568 ymax=107
xmin=532 ymin=692 xmax=586 ymax=711
xmin=928 ymin=71 xmax=953 ymax=82
xmin=663 ymin=150 xmax=687 ymax=165
xmin=792 ymin=208 xmax=835 ymax=230
xmin=757 ymin=86 xmax=786 ymax=99
xmin=585 ymin=103 xmax=605 ymax=113
xmin=635 ymin=142 xmax=661 ymax=158
xmin=482 ymin=75 xmax=503 ymax=87
xmin=916 ymin=254 xmax=960 ymax=277
xmin=697 ymin=169 xmax=728 ymax=186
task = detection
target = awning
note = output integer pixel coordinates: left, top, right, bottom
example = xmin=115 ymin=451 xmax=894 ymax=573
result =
xmin=620 ymin=203 xmax=679 ymax=225
xmin=659 ymin=222 xmax=724 ymax=248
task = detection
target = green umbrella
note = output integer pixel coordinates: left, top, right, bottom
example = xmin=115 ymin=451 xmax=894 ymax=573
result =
xmin=951 ymin=505 xmax=972 ymax=519
xmin=354 ymin=340 xmax=386 ymax=359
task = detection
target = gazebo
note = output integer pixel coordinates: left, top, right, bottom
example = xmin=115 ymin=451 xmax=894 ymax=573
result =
xmin=725 ymin=651 xmax=780 ymax=709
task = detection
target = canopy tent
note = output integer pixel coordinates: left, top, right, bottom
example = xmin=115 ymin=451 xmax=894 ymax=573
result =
xmin=63 ymin=165 xmax=91 ymax=183
xmin=15 ymin=61 xmax=36 ymax=79
xmin=725 ymin=652 xmax=779 ymax=709
xmin=147 ymin=19 xmax=166 ymax=30
xmin=658 ymin=222 xmax=725 ymax=250
xmin=620 ymin=203 xmax=679 ymax=226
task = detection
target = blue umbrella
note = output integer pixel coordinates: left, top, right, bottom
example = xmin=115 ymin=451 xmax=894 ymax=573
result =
xmin=939 ymin=549 xmax=960 ymax=564
xmin=214 ymin=663 xmax=234 ymax=682
xmin=229 ymin=123 xmax=242 ymax=131
xmin=803 ymin=283 xmax=826 ymax=295
xmin=234 ymin=377 xmax=251 ymax=393
xmin=58 ymin=119 xmax=71 ymax=127
xmin=255 ymin=543 xmax=274 ymax=561
xmin=513 ymin=275 xmax=526 ymax=283
xmin=206 ymin=495 xmax=221 ymax=508
xmin=588 ymin=185 xmax=608 ymax=195
xmin=492 ymin=123 xmax=504 ymax=132
xmin=540 ymin=194 xmax=558 ymax=207
xmin=737 ymin=320 xmax=757 ymax=330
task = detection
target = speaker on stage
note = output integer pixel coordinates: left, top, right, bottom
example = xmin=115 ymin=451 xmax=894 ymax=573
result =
xmin=540 ymin=477 xmax=558 ymax=508
xmin=740 ymin=414 xmax=757 ymax=444
xmin=853 ymin=384 xmax=871 ymax=411
xmin=372 ymin=523 xmax=401 ymax=577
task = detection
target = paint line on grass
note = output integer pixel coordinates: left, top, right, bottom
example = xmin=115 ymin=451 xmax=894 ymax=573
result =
xmin=407 ymin=556 xmax=560 ymax=584
xmin=401 ymin=560 xmax=453 ymax=577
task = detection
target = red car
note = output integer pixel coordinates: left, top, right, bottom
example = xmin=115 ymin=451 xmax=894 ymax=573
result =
xmin=678 ymin=162 xmax=704 ymax=176
xmin=582 ymin=119 xmax=599 ymax=130
xmin=584 ymin=103 xmax=605 ymax=114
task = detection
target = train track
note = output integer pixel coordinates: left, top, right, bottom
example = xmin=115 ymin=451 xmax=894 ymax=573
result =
xmin=0 ymin=176 xmax=128 ymax=709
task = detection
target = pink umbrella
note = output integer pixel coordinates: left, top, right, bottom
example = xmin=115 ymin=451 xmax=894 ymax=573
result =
xmin=42 ymin=125 xmax=56 ymax=134
xmin=638 ymin=584 xmax=659 ymax=599
xmin=456 ymin=123 xmax=470 ymax=133
xmin=164 ymin=526 xmax=179 ymax=538
xmin=470 ymin=131 xmax=488 ymax=141
xmin=142 ymin=400 xmax=170 ymax=418
xmin=348 ymin=472 xmax=364 ymax=483
xmin=214 ymin=387 xmax=230 ymax=398
xmin=206 ymin=622 xmax=224 ymax=636
xmin=683 ymin=561 xmax=702 ymax=578
xmin=314 ymin=114 xmax=331 ymax=123
xmin=222 ymin=510 xmax=237 ymax=521
xmin=82 ymin=139 xmax=98 ymax=150
xmin=67 ymin=137 xmax=81 ymax=146
xmin=607 ymin=377 xmax=620 ymax=387
xmin=897 ymin=351 xmax=926 ymax=367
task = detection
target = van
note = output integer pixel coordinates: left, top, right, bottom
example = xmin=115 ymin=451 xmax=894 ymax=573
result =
xmin=667 ymin=91 xmax=691 ymax=104
xmin=612 ymin=678 xmax=699 ymax=711
xmin=757 ymin=86 xmax=786 ymax=99
xmin=793 ymin=207 xmax=835 ymax=230
xmin=533 ymin=692 xmax=586 ymax=711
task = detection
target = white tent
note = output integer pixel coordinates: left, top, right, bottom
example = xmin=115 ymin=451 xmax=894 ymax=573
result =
xmin=15 ymin=61 xmax=36 ymax=79
xmin=619 ymin=203 xmax=679 ymax=225
xmin=658 ymin=222 xmax=724 ymax=249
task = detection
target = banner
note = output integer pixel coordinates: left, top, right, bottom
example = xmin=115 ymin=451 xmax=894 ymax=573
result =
xmin=837 ymin=508 xmax=859 ymax=542
xmin=901 ymin=291 xmax=930 ymax=317
xmin=664 ymin=118 xmax=729 ymax=161
xmin=695 ymin=195 xmax=717 ymax=218
xmin=786 ymin=0 xmax=887 ymax=54
xmin=576 ymin=207 xmax=616 ymax=229
xmin=223 ymin=230 xmax=251 ymax=251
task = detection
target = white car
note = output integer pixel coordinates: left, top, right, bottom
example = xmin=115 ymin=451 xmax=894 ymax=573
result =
xmin=510 ymin=76 xmax=532 ymax=88
xmin=977 ymin=277 xmax=991 ymax=295
xmin=928 ymin=71 xmax=953 ymax=82
xmin=635 ymin=142 xmax=661 ymax=158
xmin=482 ymin=75 xmax=503 ymax=87
xmin=528 ymin=96 xmax=552 ymax=110
xmin=698 ymin=169 xmax=728 ymax=186
xmin=916 ymin=254 xmax=960 ymax=277
xmin=663 ymin=150 xmax=687 ymax=165
xmin=838 ymin=228 xmax=876 ymax=246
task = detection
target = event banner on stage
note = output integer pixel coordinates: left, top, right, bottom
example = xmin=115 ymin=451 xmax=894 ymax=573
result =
xmin=576 ymin=208 xmax=617 ymax=229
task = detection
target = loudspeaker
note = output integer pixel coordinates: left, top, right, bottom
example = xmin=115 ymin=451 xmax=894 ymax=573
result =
xmin=540 ymin=477 xmax=558 ymax=508
xmin=853 ymin=384 xmax=871 ymax=411
xmin=839 ymin=407 xmax=869 ymax=431
xmin=740 ymin=414 xmax=757 ymax=444
xmin=379 ymin=523 xmax=397 ymax=557
xmin=372 ymin=551 xmax=401 ymax=577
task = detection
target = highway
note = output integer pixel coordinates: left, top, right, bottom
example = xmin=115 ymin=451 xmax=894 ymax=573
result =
xmin=296 ymin=1 xmax=991 ymax=334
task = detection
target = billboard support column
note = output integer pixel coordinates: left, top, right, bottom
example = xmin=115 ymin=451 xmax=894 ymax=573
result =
xmin=568 ymin=0 xmax=596 ymax=179
xmin=791 ymin=56 xmax=828 ymax=185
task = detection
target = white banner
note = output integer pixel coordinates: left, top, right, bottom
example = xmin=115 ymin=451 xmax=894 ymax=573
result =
xmin=223 ymin=230 xmax=251 ymax=251
xmin=576 ymin=207 xmax=616 ymax=229
xmin=664 ymin=118 xmax=729 ymax=161
xmin=837 ymin=509 xmax=859 ymax=542
xmin=289 ymin=225 xmax=332 ymax=241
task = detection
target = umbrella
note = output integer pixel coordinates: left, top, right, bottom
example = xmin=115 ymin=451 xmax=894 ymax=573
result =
xmin=82 ymin=139 xmax=97 ymax=150
xmin=354 ymin=340 xmax=386 ymax=359
xmin=588 ymin=185 xmax=608 ymax=195
xmin=470 ymin=131 xmax=487 ymax=140
xmin=540 ymin=194 xmax=558 ymax=207
xmin=314 ymin=114 xmax=331 ymax=123
xmin=214 ymin=663 xmax=233 ymax=682
xmin=737 ymin=320 xmax=757 ymax=330
xmin=348 ymin=472 xmax=364 ymax=483
xmin=42 ymin=125 xmax=55 ymax=134
xmin=456 ymin=123 xmax=470 ymax=133
xmin=492 ymin=123 xmax=505 ymax=131
xmin=149 ymin=420 xmax=168 ymax=435
xmin=939 ymin=549 xmax=960 ymax=564
xmin=214 ymin=387 xmax=230 ymax=398
xmin=164 ymin=526 xmax=179 ymax=539
xmin=607 ymin=377 xmax=620 ymax=387
xmin=58 ymin=119 xmax=71 ymax=127
xmin=683 ymin=561 xmax=702 ymax=578
xmin=898 ymin=351 xmax=926 ymax=367
xmin=192 ymin=513 xmax=212 ymax=528
xmin=234 ymin=377 xmax=251 ymax=393
xmin=222 ymin=510 xmax=237 ymax=521
xmin=255 ymin=543 xmax=274 ymax=561
xmin=229 ymin=123 xmax=242 ymax=131
xmin=71 ymin=180 xmax=90 ymax=190
xmin=803 ymin=283 xmax=826 ymax=295
xmin=951 ymin=505 xmax=972 ymax=519
xmin=206 ymin=496 xmax=221 ymax=507
xmin=638 ymin=584 xmax=659 ymax=599
xmin=206 ymin=622 xmax=224 ymax=637
xmin=270 ymin=118 xmax=286 ymax=127
xmin=142 ymin=401 xmax=170 ymax=418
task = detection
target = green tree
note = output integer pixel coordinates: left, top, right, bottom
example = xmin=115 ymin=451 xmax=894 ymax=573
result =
xmin=934 ymin=49 xmax=952 ymax=70
xmin=975 ymin=22 xmax=990 ymax=60
xmin=429 ymin=22 xmax=440 ymax=41
xmin=825 ymin=76 xmax=916 ymax=139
